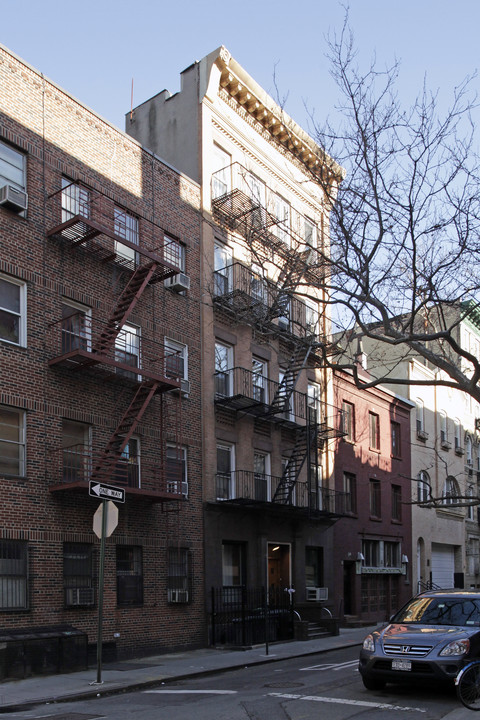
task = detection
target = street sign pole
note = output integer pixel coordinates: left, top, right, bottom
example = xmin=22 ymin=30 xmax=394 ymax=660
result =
xmin=96 ymin=498 xmax=108 ymax=684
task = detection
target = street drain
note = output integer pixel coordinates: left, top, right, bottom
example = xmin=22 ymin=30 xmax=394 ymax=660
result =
xmin=265 ymin=682 xmax=304 ymax=688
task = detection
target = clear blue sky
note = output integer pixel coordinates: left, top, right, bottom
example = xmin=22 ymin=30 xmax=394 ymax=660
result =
xmin=1 ymin=0 xmax=479 ymax=139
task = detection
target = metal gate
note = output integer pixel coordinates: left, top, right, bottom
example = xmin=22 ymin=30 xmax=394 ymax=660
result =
xmin=209 ymin=586 xmax=294 ymax=646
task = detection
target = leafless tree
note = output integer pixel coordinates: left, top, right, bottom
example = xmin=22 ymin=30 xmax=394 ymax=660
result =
xmin=300 ymin=15 xmax=480 ymax=403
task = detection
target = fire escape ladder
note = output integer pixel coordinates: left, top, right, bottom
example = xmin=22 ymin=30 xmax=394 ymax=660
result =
xmin=90 ymin=381 xmax=159 ymax=483
xmin=269 ymin=343 xmax=313 ymax=416
xmin=272 ymin=421 xmax=318 ymax=504
xmin=92 ymin=262 xmax=157 ymax=356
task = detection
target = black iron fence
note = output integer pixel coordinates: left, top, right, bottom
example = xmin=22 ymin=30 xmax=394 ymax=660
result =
xmin=209 ymin=586 xmax=295 ymax=646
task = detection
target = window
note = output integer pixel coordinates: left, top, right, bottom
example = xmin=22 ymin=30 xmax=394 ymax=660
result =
xmin=254 ymin=451 xmax=270 ymax=501
xmin=166 ymin=444 xmax=187 ymax=496
xmin=62 ymin=420 xmax=91 ymax=483
xmin=343 ymin=472 xmax=357 ymax=514
xmin=0 ymin=275 xmax=26 ymax=346
xmin=281 ymin=456 xmax=296 ymax=504
xmin=115 ymin=437 xmax=140 ymax=488
xmin=279 ymin=369 xmax=295 ymax=420
xmin=0 ymin=140 xmax=26 ymax=207
xmin=466 ymin=435 xmax=473 ymax=466
xmin=251 ymin=263 xmax=267 ymax=303
xmin=362 ymin=539 xmax=379 ymax=567
xmin=417 ymin=470 xmax=431 ymax=504
xmin=246 ymin=172 xmax=266 ymax=228
xmin=416 ymin=399 xmax=425 ymax=435
xmin=214 ymin=243 xmax=232 ymax=295
xmin=215 ymin=342 xmax=233 ymax=397
xmin=116 ymin=546 xmax=143 ymax=606
xmin=115 ymin=323 xmax=141 ymax=381
xmin=305 ymin=547 xmax=323 ymax=587
xmin=167 ymin=547 xmax=191 ymax=603
xmin=0 ymin=406 xmax=25 ymax=476
xmin=454 ymin=419 xmax=463 ymax=452
xmin=61 ymin=177 xmax=90 ymax=222
xmin=341 ymin=401 xmax=354 ymax=442
xmin=63 ymin=543 xmax=94 ymax=606
xmin=212 ymin=145 xmax=231 ymax=199
xmin=384 ymin=541 xmax=400 ymax=568
xmin=252 ymin=357 xmax=268 ymax=403
xmin=443 ymin=475 xmax=460 ymax=506
xmin=392 ymin=484 xmax=402 ymax=521
xmin=61 ymin=301 xmax=91 ymax=354
xmin=305 ymin=300 xmax=319 ymax=336
xmin=391 ymin=421 xmax=401 ymax=458
xmin=277 ymin=293 xmax=291 ymax=331
xmin=165 ymin=338 xmax=188 ymax=380
xmin=114 ymin=207 xmax=139 ymax=266
xmin=273 ymin=193 xmax=290 ymax=245
xmin=369 ymin=412 xmax=380 ymax=450
xmin=467 ymin=485 xmax=475 ymax=521
xmin=440 ymin=412 xmax=449 ymax=446
xmin=307 ymin=383 xmax=322 ymax=424
xmin=369 ymin=479 xmax=381 ymax=518
xmin=222 ymin=542 xmax=245 ymax=587
xmin=0 ymin=540 xmax=28 ymax=609
xmin=304 ymin=218 xmax=317 ymax=250
xmin=164 ymin=235 xmax=186 ymax=273
xmin=216 ymin=443 xmax=235 ymax=500
xmin=309 ymin=464 xmax=323 ymax=511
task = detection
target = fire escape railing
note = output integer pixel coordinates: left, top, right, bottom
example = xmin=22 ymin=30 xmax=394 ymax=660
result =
xmin=215 ymin=470 xmax=348 ymax=515
xmin=47 ymin=181 xmax=182 ymax=282
xmin=48 ymin=443 xmax=183 ymax=499
xmin=48 ymin=311 xmax=182 ymax=389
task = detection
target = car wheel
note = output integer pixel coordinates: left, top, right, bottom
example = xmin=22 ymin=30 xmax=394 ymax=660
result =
xmin=362 ymin=676 xmax=386 ymax=691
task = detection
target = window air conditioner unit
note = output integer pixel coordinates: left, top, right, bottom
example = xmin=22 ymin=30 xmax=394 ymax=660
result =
xmin=65 ymin=587 xmax=95 ymax=606
xmin=306 ymin=587 xmax=328 ymax=602
xmin=165 ymin=273 xmax=190 ymax=292
xmin=168 ymin=588 xmax=189 ymax=603
xmin=180 ymin=379 xmax=190 ymax=395
xmin=0 ymin=184 xmax=28 ymax=213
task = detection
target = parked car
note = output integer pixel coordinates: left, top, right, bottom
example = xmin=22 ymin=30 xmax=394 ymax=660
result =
xmin=359 ymin=589 xmax=480 ymax=690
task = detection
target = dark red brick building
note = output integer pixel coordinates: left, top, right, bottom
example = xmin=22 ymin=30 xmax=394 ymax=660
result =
xmin=0 ymin=44 xmax=204 ymax=671
xmin=333 ymin=367 xmax=413 ymax=624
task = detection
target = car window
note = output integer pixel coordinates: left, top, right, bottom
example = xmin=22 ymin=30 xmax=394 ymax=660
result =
xmin=394 ymin=597 xmax=480 ymax=626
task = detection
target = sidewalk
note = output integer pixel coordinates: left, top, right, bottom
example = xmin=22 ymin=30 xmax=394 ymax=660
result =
xmin=0 ymin=626 xmax=471 ymax=718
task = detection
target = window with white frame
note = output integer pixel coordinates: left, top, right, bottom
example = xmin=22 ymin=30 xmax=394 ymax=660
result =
xmin=304 ymin=217 xmax=317 ymax=250
xmin=61 ymin=301 xmax=91 ymax=354
xmin=164 ymin=338 xmax=188 ymax=380
xmin=61 ymin=177 xmax=90 ymax=222
xmin=440 ymin=411 xmax=449 ymax=446
xmin=216 ymin=443 xmax=234 ymax=500
xmin=307 ymin=382 xmax=322 ymax=423
xmin=164 ymin=235 xmax=186 ymax=273
xmin=114 ymin=206 xmax=139 ymax=266
xmin=246 ymin=172 xmax=266 ymax=228
xmin=416 ymin=399 xmax=425 ymax=435
xmin=417 ymin=470 xmax=431 ymax=504
xmin=251 ymin=263 xmax=267 ymax=303
xmin=0 ymin=140 xmax=26 ymax=194
xmin=212 ymin=145 xmax=231 ymax=199
xmin=362 ymin=539 xmax=379 ymax=567
xmin=305 ymin=299 xmax=319 ymax=336
xmin=253 ymin=451 xmax=270 ymax=502
xmin=443 ymin=475 xmax=460 ymax=505
xmin=215 ymin=342 xmax=233 ymax=397
xmin=341 ymin=400 xmax=355 ymax=442
xmin=369 ymin=411 xmax=380 ymax=450
xmin=167 ymin=547 xmax=191 ymax=603
xmin=454 ymin=419 xmax=462 ymax=452
xmin=0 ymin=539 xmax=28 ymax=609
xmin=252 ymin=357 xmax=268 ymax=403
xmin=273 ymin=193 xmax=290 ymax=245
xmin=0 ymin=275 xmax=26 ymax=346
xmin=166 ymin=444 xmax=188 ymax=496
xmin=466 ymin=435 xmax=473 ymax=466
xmin=214 ymin=242 xmax=232 ymax=296
xmin=0 ymin=406 xmax=25 ymax=476
xmin=115 ymin=323 xmax=141 ymax=381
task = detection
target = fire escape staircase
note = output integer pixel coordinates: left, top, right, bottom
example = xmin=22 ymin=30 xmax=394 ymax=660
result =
xmin=89 ymin=381 xmax=159 ymax=485
xmin=267 ymin=344 xmax=313 ymax=417
xmin=91 ymin=262 xmax=158 ymax=357
xmin=271 ymin=422 xmax=318 ymax=505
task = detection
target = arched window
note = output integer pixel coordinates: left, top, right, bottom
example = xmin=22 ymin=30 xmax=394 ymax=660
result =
xmin=417 ymin=470 xmax=430 ymax=504
xmin=443 ymin=476 xmax=460 ymax=506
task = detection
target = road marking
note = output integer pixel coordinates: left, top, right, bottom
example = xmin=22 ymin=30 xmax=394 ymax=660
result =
xmin=268 ymin=692 xmax=426 ymax=712
xmin=145 ymin=689 xmax=238 ymax=695
xmin=300 ymin=660 xmax=359 ymax=671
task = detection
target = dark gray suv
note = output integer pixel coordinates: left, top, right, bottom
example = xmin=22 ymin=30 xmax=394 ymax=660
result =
xmin=359 ymin=590 xmax=480 ymax=690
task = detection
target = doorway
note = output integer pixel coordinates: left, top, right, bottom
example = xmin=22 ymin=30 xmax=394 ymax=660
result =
xmin=267 ymin=543 xmax=291 ymax=591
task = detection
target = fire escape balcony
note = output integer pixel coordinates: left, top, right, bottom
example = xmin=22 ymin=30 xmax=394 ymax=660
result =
xmin=48 ymin=444 xmax=184 ymax=504
xmin=48 ymin=312 xmax=182 ymax=392
xmin=214 ymin=367 xmax=307 ymax=427
xmin=46 ymin=181 xmax=181 ymax=282
xmin=214 ymin=470 xmax=348 ymax=517
xmin=213 ymin=262 xmax=323 ymax=346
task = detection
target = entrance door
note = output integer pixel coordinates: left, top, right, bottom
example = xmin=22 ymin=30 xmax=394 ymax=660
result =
xmin=267 ymin=543 xmax=290 ymax=591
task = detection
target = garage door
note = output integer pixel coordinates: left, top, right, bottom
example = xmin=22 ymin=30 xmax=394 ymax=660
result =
xmin=431 ymin=544 xmax=455 ymax=588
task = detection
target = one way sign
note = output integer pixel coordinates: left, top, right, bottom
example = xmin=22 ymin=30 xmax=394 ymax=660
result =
xmin=89 ymin=480 xmax=125 ymax=503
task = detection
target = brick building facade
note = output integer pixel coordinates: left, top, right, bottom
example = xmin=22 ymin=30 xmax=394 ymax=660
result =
xmin=0 ymin=43 xmax=204 ymax=668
